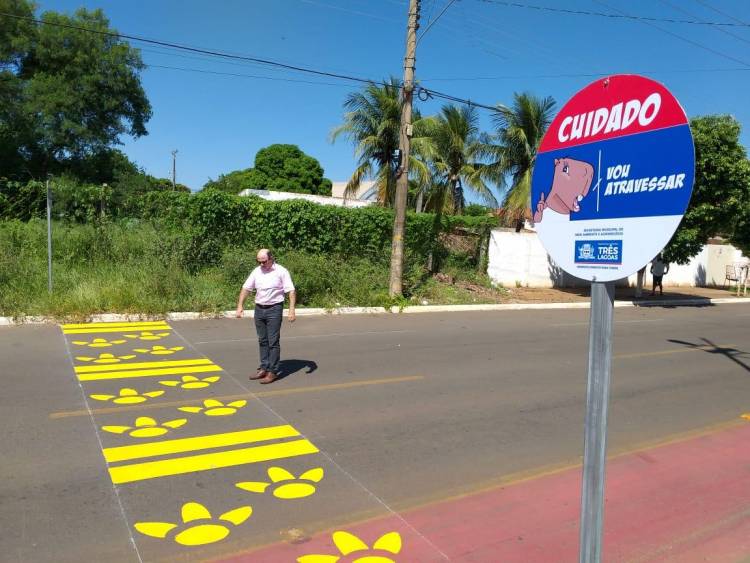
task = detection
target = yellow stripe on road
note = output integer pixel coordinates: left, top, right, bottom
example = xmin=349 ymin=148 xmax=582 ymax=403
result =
xmin=108 ymin=439 xmax=319 ymax=484
xmin=61 ymin=320 xmax=170 ymax=329
xmin=78 ymin=365 xmax=223 ymax=382
xmin=63 ymin=325 xmax=171 ymax=335
xmin=75 ymin=358 xmax=214 ymax=373
xmin=614 ymin=343 xmax=734 ymax=360
xmin=103 ymin=425 xmax=300 ymax=463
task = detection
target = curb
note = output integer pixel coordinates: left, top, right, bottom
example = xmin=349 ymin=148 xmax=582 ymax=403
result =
xmin=0 ymin=296 xmax=747 ymax=326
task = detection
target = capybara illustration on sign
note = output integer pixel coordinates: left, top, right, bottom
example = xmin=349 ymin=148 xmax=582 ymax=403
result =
xmin=534 ymin=157 xmax=594 ymax=223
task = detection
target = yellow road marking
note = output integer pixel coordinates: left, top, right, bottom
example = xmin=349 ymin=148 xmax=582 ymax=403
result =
xmin=49 ymin=375 xmax=425 ymax=419
xmin=61 ymin=321 xmax=170 ymax=329
xmin=614 ymin=342 xmax=734 ymax=360
xmin=103 ymin=425 xmax=300 ymax=463
xmin=79 ymin=365 xmax=223 ymax=382
xmin=109 ymin=439 xmax=319 ymax=484
xmin=63 ymin=325 xmax=171 ymax=334
xmin=75 ymin=358 xmax=214 ymax=373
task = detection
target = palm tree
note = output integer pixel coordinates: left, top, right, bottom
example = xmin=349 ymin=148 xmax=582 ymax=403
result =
xmin=482 ymin=92 xmax=556 ymax=227
xmin=331 ymin=78 xmax=429 ymax=206
xmin=413 ymin=104 xmax=496 ymax=271
xmin=414 ymin=104 xmax=496 ymax=215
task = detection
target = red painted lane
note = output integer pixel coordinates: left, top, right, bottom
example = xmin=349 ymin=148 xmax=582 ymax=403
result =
xmin=218 ymin=422 xmax=750 ymax=562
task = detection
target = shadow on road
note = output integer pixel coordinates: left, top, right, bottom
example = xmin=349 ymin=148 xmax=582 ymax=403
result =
xmin=668 ymin=337 xmax=750 ymax=373
xmin=276 ymin=358 xmax=318 ymax=381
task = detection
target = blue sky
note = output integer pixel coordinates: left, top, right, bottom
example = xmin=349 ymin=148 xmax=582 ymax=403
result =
xmin=40 ymin=0 xmax=750 ymax=202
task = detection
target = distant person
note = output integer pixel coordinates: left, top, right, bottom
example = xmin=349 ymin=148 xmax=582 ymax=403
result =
xmin=650 ymin=253 xmax=669 ymax=296
xmin=236 ymin=249 xmax=296 ymax=384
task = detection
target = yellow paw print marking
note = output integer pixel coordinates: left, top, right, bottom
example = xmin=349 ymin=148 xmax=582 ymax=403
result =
xmin=72 ymin=338 xmax=127 ymax=348
xmin=125 ymin=331 xmax=171 ymax=341
xmin=298 ymin=531 xmax=402 ymax=563
xmin=178 ymin=399 xmax=247 ymax=416
xmin=133 ymin=345 xmax=184 ymax=356
xmin=76 ymin=352 xmax=136 ymax=363
xmin=236 ymin=467 xmax=324 ymax=500
xmin=102 ymin=416 xmax=187 ymax=438
xmin=135 ymin=502 xmax=252 ymax=546
xmin=160 ymin=375 xmax=221 ymax=389
xmin=91 ymin=388 xmax=165 ymax=404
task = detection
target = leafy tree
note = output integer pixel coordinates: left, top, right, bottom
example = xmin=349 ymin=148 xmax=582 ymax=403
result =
xmin=0 ymin=3 xmax=151 ymax=178
xmin=247 ymin=144 xmax=332 ymax=195
xmin=481 ymin=92 xmax=556 ymax=226
xmin=204 ymin=145 xmax=332 ymax=196
xmin=663 ymin=115 xmax=750 ymax=263
xmin=203 ymin=169 xmax=255 ymax=195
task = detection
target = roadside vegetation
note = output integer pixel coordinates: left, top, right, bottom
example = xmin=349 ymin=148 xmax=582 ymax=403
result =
xmin=1 ymin=2 xmax=748 ymax=318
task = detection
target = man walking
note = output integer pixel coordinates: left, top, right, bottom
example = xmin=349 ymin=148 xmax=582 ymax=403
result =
xmin=650 ymin=253 xmax=669 ymax=296
xmin=236 ymin=249 xmax=296 ymax=384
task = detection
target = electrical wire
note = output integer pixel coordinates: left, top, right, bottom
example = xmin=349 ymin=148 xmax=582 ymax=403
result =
xmin=475 ymin=0 xmax=750 ymax=27
xmin=592 ymin=0 xmax=750 ymax=68
xmin=0 ymin=10 xmax=500 ymax=112
xmin=418 ymin=0 xmax=457 ymax=42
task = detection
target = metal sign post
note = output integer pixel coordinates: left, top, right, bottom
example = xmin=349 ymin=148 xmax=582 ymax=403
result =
xmin=529 ymin=74 xmax=695 ymax=563
xmin=46 ymin=177 xmax=53 ymax=294
xmin=579 ymin=281 xmax=615 ymax=563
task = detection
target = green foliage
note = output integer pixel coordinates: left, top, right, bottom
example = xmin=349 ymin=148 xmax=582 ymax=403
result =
xmin=1 ymin=3 xmax=151 ymax=178
xmin=202 ymin=145 xmax=332 ymax=196
xmin=663 ymin=115 xmax=750 ymax=263
xmin=203 ymin=169 xmax=255 ymax=194
xmin=464 ymin=204 xmax=493 ymax=216
xmin=0 ymin=220 xmax=504 ymax=317
xmin=0 ymin=179 xmax=45 ymax=220
xmin=248 ymin=144 xmax=332 ymax=195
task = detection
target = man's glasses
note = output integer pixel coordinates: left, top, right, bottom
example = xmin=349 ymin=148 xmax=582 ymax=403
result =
xmin=257 ymin=259 xmax=268 ymax=265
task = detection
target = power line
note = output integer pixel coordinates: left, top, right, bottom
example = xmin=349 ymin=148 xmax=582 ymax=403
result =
xmin=146 ymin=64 xmax=359 ymax=88
xmin=0 ymin=11 xmax=380 ymax=85
xmin=592 ymin=0 xmax=750 ymax=68
xmin=475 ymin=0 xmax=750 ymax=27
xmin=420 ymin=67 xmax=750 ymax=81
xmin=0 ymin=10 xmax=500 ymax=112
xmin=418 ymin=0 xmax=457 ymax=42
xmin=658 ymin=0 xmax=750 ymax=46
xmin=693 ymin=0 xmax=750 ymax=26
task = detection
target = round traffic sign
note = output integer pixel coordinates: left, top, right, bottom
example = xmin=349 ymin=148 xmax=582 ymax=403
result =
xmin=530 ymin=75 xmax=695 ymax=282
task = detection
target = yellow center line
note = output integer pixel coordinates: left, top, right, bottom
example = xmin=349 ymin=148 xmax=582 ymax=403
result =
xmin=49 ymin=375 xmax=425 ymax=419
xmin=614 ymin=342 xmax=734 ymax=360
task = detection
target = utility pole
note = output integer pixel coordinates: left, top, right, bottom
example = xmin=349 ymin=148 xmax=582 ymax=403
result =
xmin=171 ymin=150 xmax=178 ymax=190
xmin=389 ymin=0 xmax=419 ymax=297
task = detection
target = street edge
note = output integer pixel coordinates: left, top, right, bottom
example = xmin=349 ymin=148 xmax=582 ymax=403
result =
xmin=1 ymin=296 xmax=748 ymax=326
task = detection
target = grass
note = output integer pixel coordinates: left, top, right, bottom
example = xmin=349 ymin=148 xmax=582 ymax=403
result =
xmin=0 ymin=219 xmax=508 ymax=319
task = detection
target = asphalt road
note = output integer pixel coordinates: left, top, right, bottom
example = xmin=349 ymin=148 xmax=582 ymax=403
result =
xmin=1 ymin=303 xmax=748 ymax=562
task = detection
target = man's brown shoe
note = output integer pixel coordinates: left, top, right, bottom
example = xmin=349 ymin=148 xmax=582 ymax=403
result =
xmin=259 ymin=372 xmax=279 ymax=384
xmin=249 ymin=369 xmax=267 ymax=381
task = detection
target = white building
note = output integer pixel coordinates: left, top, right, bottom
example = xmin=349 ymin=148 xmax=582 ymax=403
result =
xmin=487 ymin=229 xmax=748 ymax=288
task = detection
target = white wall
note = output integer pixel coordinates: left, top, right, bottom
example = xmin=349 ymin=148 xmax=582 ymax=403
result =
xmin=488 ymin=229 xmax=747 ymax=288
xmin=239 ymin=188 xmax=373 ymax=208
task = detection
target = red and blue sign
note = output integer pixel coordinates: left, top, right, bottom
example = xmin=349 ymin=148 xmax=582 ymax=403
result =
xmin=531 ymin=75 xmax=695 ymax=282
